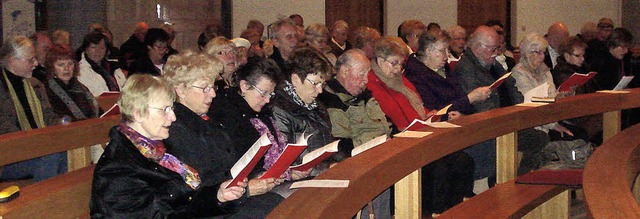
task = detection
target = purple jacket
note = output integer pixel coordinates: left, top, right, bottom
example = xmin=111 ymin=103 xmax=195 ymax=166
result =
xmin=404 ymin=54 xmax=474 ymax=115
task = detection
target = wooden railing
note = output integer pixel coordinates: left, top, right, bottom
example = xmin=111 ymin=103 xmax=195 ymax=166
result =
xmin=0 ymin=95 xmax=120 ymax=218
xmin=583 ymin=123 xmax=640 ymax=218
xmin=268 ymin=88 xmax=640 ymax=218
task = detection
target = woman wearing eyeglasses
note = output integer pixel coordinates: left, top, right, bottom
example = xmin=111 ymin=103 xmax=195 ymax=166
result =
xmin=204 ymin=37 xmax=238 ymax=91
xmin=271 ymin=47 xmax=337 ymax=185
xmin=128 ymin=28 xmax=170 ymax=77
xmin=163 ymin=51 xmax=281 ymax=218
xmin=551 ymin=36 xmax=589 ymax=94
xmin=90 ymin=74 xmax=246 ymax=218
xmin=512 ymin=33 xmax=588 ymax=142
xmin=208 ymin=59 xmax=300 ymax=204
xmin=381 ymin=35 xmax=476 ymax=217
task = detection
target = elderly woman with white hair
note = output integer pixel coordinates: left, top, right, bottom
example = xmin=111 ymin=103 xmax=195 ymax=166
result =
xmin=446 ymin=25 xmax=467 ymax=61
xmin=204 ymin=37 xmax=238 ymax=90
xmin=305 ymin=23 xmax=337 ymax=65
xmin=511 ymin=33 xmax=582 ymax=141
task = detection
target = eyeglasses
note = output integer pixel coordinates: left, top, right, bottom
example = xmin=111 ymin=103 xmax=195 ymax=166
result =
xmin=305 ymin=78 xmax=326 ymax=88
xmin=149 ymin=105 xmax=174 ymax=115
xmin=251 ymin=84 xmax=275 ymax=99
xmin=191 ymin=84 xmax=216 ymax=93
xmin=569 ymin=53 xmax=584 ymax=58
xmin=153 ymin=44 xmax=169 ymax=51
xmin=217 ymin=50 xmax=237 ymax=56
xmin=384 ymin=59 xmax=404 ymax=68
xmin=481 ymin=43 xmax=500 ymax=52
xmin=20 ymin=56 xmax=37 ymax=63
xmin=529 ymin=50 xmax=545 ymax=55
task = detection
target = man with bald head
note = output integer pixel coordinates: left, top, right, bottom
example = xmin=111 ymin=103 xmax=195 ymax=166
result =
xmin=544 ymin=22 xmax=570 ymax=68
xmin=318 ymin=49 xmax=391 ymax=218
xmin=120 ymin=22 xmax=149 ymax=70
xmin=455 ymin=26 xmax=546 ymax=183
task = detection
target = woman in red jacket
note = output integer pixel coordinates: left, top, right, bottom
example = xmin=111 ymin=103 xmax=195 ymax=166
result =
xmin=365 ymin=36 xmax=474 ymax=217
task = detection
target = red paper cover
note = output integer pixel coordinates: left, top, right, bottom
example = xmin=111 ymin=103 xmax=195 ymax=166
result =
xmin=260 ymin=144 xmax=306 ymax=179
xmin=290 ymin=151 xmax=335 ymax=171
xmin=557 ymin=72 xmax=597 ymax=92
xmin=515 ymin=169 xmax=583 ymax=187
xmin=226 ymin=144 xmax=271 ymax=188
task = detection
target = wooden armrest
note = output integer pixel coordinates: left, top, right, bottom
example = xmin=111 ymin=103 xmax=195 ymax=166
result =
xmin=0 ymin=165 xmax=94 ymax=218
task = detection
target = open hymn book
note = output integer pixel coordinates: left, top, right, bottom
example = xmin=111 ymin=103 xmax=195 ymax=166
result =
xmin=351 ymin=135 xmax=388 ymax=156
xmin=227 ymin=134 xmax=272 ymax=188
xmin=489 ymin=72 xmax=512 ymax=91
xmin=258 ymin=133 xmax=311 ymax=179
xmin=290 ymin=140 xmax=340 ymax=171
xmin=402 ymin=104 xmax=461 ymax=131
xmin=557 ymin=72 xmax=597 ymax=92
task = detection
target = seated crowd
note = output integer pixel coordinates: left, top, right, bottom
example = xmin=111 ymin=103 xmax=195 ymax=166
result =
xmin=0 ymin=14 xmax=637 ymax=218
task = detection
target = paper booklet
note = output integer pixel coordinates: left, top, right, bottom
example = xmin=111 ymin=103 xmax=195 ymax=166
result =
xmin=259 ymin=133 xmax=311 ymax=179
xmin=290 ymin=179 xmax=350 ymax=189
xmin=402 ymin=104 xmax=460 ymax=131
xmin=489 ymin=72 xmax=512 ymax=90
xmin=351 ymin=135 xmax=388 ymax=156
xmin=613 ymin=76 xmax=635 ymax=91
xmin=290 ymin=140 xmax=339 ymax=171
xmin=100 ymin=104 xmax=120 ymax=118
xmin=394 ymin=131 xmax=433 ymax=138
xmin=523 ymin=82 xmax=551 ymax=103
xmin=227 ymin=134 xmax=272 ymax=188
xmin=557 ymin=72 xmax=597 ymax=92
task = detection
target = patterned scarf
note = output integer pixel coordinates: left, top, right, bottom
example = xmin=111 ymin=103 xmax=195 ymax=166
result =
xmin=3 ymin=69 xmax=46 ymax=130
xmin=118 ymin=123 xmax=201 ymax=189
xmin=282 ymin=80 xmax=317 ymax=110
xmin=249 ymin=117 xmax=290 ymax=180
xmin=372 ymin=61 xmax=427 ymax=119
xmin=85 ymin=53 xmax=119 ymax=91
xmin=47 ymin=78 xmax=99 ymax=120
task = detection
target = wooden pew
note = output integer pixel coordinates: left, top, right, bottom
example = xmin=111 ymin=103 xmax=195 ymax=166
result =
xmin=268 ymin=89 xmax=640 ymax=218
xmin=583 ymin=123 xmax=640 ymax=218
xmin=0 ymin=115 xmax=120 ymax=218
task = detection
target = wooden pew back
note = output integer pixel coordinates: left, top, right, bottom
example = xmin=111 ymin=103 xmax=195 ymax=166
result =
xmin=268 ymin=89 xmax=640 ymax=218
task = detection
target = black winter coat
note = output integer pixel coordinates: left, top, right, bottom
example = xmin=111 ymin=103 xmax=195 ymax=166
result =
xmin=165 ymin=102 xmax=237 ymax=187
xmin=90 ymin=127 xmax=237 ymax=218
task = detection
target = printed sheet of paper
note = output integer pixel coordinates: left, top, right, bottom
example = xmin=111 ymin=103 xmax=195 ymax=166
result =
xmin=523 ymin=82 xmax=550 ymax=103
xmin=613 ymin=76 xmax=635 ymax=91
xmin=403 ymin=104 xmax=455 ymax=131
xmin=426 ymin=121 xmax=461 ymax=128
xmin=596 ymin=90 xmax=631 ymax=94
xmin=394 ymin=131 xmax=433 ymax=138
xmin=516 ymin=102 xmax=549 ymax=107
xmin=290 ymin=140 xmax=339 ymax=171
xmin=351 ymin=135 xmax=387 ymax=156
xmin=290 ymin=180 xmax=350 ymax=189
xmin=227 ymin=134 xmax=271 ymax=188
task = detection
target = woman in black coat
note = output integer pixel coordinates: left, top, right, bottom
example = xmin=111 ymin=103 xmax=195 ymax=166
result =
xmin=90 ymin=74 xmax=246 ymax=218
xmin=209 ymin=59 xmax=312 ymax=198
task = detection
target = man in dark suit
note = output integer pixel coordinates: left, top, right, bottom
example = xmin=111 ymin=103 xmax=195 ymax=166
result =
xmin=455 ymin=26 xmax=548 ymax=180
xmin=544 ymin=22 xmax=569 ymax=69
